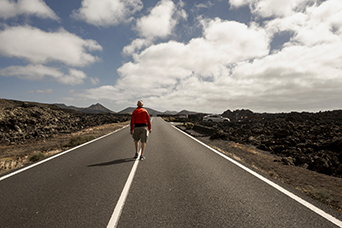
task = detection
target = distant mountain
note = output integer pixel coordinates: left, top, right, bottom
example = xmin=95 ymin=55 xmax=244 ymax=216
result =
xmin=163 ymin=110 xmax=178 ymax=115
xmin=176 ymin=110 xmax=199 ymax=115
xmin=0 ymin=98 xmax=60 ymax=111
xmin=118 ymin=107 xmax=135 ymax=114
xmin=84 ymin=103 xmax=114 ymax=114
xmin=54 ymin=103 xmax=114 ymax=114
xmin=119 ymin=107 xmax=162 ymax=116
xmin=54 ymin=103 xmax=79 ymax=111
xmin=118 ymin=108 xmax=200 ymax=116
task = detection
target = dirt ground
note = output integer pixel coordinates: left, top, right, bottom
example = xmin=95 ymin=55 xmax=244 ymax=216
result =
xmin=0 ymin=121 xmax=130 ymax=174
xmin=1 ymin=121 xmax=342 ymax=215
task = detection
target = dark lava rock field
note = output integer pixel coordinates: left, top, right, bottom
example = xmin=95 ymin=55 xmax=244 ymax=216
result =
xmin=2 ymin=97 xmax=342 ymax=178
xmin=0 ymin=99 xmax=129 ymax=146
xmin=189 ymin=109 xmax=342 ymax=177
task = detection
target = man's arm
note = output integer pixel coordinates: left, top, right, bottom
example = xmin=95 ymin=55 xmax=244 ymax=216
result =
xmin=146 ymin=111 xmax=152 ymax=132
xmin=130 ymin=111 xmax=135 ymax=133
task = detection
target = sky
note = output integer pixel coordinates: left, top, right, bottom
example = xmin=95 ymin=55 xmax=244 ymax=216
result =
xmin=0 ymin=0 xmax=342 ymax=114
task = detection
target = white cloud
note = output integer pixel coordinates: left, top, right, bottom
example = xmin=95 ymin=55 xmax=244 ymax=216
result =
xmin=229 ymin=0 xmax=254 ymax=8
xmin=58 ymin=68 xmax=87 ymax=85
xmin=90 ymin=77 xmax=100 ymax=85
xmin=0 ymin=0 xmax=59 ymax=20
xmin=81 ymin=17 xmax=270 ymax=111
xmin=0 ymin=64 xmax=87 ymax=85
xmin=122 ymin=0 xmax=187 ymax=57
xmin=0 ymin=25 xmax=102 ymax=67
xmin=227 ymin=0 xmax=342 ymax=112
xmin=266 ymin=0 xmax=342 ymax=45
xmin=71 ymin=0 xmax=143 ymax=27
xmin=194 ymin=1 xmax=214 ymax=10
xmin=79 ymin=0 xmax=342 ymax=113
xmin=253 ymin=0 xmax=312 ymax=18
xmin=227 ymin=43 xmax=342 ymax=112
xmin=135 ymin=0 xmax=187 ymax=40
xmin=28 ymin=88 xmax=53 ymax=94
xmin=230 ymin=0 xmax=316 ymax=17
xmin=0 ymin=64 xmax=63 ymax=80
xmin=122 ymin=38 xmax=153 ymax=56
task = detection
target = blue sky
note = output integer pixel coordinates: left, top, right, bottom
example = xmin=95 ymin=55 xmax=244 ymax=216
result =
xmin=1 ymin=0 xmax=342 ymax=113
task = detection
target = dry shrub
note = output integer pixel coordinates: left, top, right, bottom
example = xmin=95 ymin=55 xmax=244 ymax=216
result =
xmin=29 ymin=152 xmax=46 ymax=162
xmin=64 ymin=135 xmax=95 ymax=148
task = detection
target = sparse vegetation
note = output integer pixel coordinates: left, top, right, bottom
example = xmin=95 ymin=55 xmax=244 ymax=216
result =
xmin=184 ymin=122 xmax=194 ymax=129
xmin=305 ymin=187 xmax=334 ymax=204
xmin=64 ymin=135 xmax=95 ymax=148
xmin=268 ymin=171 xmax=278 ymax=178
xmin=29 ymin=152 xmax=46 ymax=162
xmin=163 ymin=117 xmax=175 ymax=122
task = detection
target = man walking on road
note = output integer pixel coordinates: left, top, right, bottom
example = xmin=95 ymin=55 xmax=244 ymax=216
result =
xmin=130 ymin=100 xmax=152 ymax=160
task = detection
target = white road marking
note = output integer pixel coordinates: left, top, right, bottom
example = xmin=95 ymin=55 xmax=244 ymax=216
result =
xmin=106 ymin=149 xmax=141 ymax=228
xmin=172 ymin=124 xmax=342 ymax=228
xmin=0 ymin=125 xmax=128 ymax=182
xmin=107 ymin=117 xmax=153 ymax=227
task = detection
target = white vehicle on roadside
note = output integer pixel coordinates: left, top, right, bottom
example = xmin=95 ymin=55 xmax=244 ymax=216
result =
xmin=203 ymin=115 xmax=230 ymax=122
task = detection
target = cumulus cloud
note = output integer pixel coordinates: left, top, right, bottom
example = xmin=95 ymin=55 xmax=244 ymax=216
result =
xmin=0 ymin=64 xmax=62 ymax=80
xmin=122 ymin=0 xmax=187 ymax=57
xmin=265 ymin=0 xmax=342 ymax=46
xmin=82 ymin=17 xmax=270 ymax=111
xmin=122 ymin=38 xmax=153 ymax=56
xmin=252 ymin=0 xmax=313 ymax=18
xmin=59 ymin=69 xmax=87 ymax=85
xmin=230 ymin=0 xmax=316 ymax=17
xmin=135 ymin=0 xmax=187 ymax=40
xmin=0 ymin=25 xmax=102 ymax=67
xmin=73 ymin=0 xmax=342 ymax=113
xmin=225 ymin=0 xmax=342 ymax=112
xmin=225 ymin=42 xmax=342 ymax=111
xmin=0 ymin=64 xmax=87 ymax=85
xmin=71 ymin=0 xmax=143 ymax=27
xmin=229 ymin=0 xmax=254 ymax=8
xmin=0 ymin=0 xmax=59 ymax=20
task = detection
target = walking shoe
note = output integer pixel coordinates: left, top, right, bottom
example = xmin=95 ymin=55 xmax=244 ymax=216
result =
xmin=140 ymin=156 xmax=145 ymax=160
xmin=134 ymin=153 xmax=139 ymax=158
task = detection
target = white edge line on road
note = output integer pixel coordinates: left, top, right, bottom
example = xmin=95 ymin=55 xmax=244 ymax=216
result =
xmin=106 ymin=149 xmax=141 ymax=228
xmin=0 ymin=125 xmax=129 ymax=182
xmin=172 ymin=124 xmax=342 ymax=228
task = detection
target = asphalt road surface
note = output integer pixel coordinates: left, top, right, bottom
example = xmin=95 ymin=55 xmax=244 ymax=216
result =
xmin=0 ymin=117 xmax=341 ymax=228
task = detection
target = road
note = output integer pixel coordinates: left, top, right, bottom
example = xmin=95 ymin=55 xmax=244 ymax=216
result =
xmin=0 ymin=117 xmax=341 ymax=227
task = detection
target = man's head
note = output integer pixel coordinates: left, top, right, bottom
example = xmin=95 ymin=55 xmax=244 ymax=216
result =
xmin=137 ymin=100 xmax=143 ymax=107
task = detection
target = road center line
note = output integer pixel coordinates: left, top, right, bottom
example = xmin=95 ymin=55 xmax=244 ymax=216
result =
xmin=106 ymin=149 xmax=141 ymax=228
xmin=172 ymin=124 xmax=342 ymax=228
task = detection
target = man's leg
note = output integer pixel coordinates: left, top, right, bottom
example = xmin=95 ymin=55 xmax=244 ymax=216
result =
xmin=134 ymin=140 xmax=139 ymax=153
xmin=141 ymin=142 xmax=146 ymax=157
xmin=140 ymin=127 xmax=148 ymax=160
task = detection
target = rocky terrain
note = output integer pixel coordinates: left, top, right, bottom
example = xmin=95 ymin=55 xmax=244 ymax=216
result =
xmin=0 ymin=99 xmax=130 ymax=147
xmin=3 ymin=97 xmax=341 ymax=179
xmin=188 ymin=110 xmax=342 ymax=178
xmin=1 ymin=98 xmax=342 ymax=212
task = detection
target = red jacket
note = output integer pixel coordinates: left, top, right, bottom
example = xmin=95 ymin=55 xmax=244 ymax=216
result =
xmin=130 ymin=107 xmax=151 ymax=131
